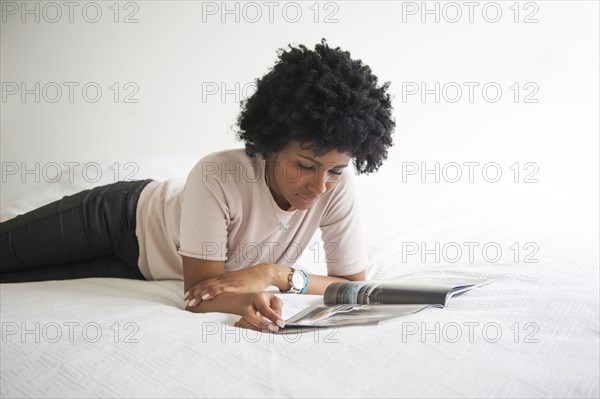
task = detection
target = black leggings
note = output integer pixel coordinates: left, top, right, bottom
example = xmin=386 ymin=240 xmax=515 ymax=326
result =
xmin=0 ymin=179 xmax=154 ymax=283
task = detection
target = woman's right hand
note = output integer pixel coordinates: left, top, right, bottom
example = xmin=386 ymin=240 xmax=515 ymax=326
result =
xmin=234 ymin=292 xmax=286 ymax=332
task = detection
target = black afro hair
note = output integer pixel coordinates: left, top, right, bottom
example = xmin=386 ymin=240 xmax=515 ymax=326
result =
xmin=235 ymin=38 xmax=395 ymax=175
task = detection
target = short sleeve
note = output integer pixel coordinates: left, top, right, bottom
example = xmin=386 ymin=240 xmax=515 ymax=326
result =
xmin=320 ymin=170 xmax=369 ymax=276
xmin=178 ymin=159 xmax=231 ymax=261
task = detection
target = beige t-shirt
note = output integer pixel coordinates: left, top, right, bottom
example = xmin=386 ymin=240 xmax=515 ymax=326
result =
xmin=135 ymin=148 xmax=369 ymax=281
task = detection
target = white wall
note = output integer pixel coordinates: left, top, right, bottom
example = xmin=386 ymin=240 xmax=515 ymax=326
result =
xmin=1 ymin=0 xmax=598 ymax=216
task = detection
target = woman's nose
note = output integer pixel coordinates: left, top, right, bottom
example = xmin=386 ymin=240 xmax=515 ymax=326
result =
xmin=306 ymin=172 xmax=330 ymax=196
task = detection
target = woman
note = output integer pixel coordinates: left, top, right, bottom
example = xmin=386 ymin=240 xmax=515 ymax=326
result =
xmin=0 ymin=39 xmax=395 ymax=332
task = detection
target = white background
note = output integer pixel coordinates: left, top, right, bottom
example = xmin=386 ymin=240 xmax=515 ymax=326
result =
xmin=1 ymin=1 xmax=598 ymax=246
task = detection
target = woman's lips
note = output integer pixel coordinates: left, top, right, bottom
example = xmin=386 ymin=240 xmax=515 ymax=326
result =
xmin=297 ymin=193 xmax=317 ymax=204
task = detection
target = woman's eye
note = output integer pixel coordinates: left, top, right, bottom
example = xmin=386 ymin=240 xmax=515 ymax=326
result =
xmin=297 ymin=162 xmax=342 ymax=176
xmin=297 ymin=162 xmax=314 ymax=170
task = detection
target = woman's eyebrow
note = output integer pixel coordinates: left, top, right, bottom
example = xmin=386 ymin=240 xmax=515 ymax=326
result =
xmin=297 ymin=154 xmax=349 ymax=168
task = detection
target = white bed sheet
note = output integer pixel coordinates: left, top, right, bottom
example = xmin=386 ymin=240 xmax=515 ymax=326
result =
xmin=1 ymin=157 xmax=598 ymax=398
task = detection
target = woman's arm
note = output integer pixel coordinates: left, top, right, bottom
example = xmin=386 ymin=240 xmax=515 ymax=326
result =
xmin=183 ymin=256 xmax=284 ymax=329
xmin=268 ymin=264 xmax=366 ymax=295
xmin=183 ymin=255 xmax=365 ymax=306
xmin=186 ymin=292 xmax=285 ymax=331
xmin=183 ymin=255 xmax=249 ymax=315
xmin=184 ymin=292 xmax=253 ymax=315
xmin=182 ymin=255 xmax=224 ymax=294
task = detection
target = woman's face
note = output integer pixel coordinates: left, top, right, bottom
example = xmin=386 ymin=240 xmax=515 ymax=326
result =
xmin=265 ymin=140 xmax=351 ymax=211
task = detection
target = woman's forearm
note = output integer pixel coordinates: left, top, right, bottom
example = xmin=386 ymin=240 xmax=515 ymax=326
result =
xmin=268 ymin=263 xmax=363 ymax=295
xmin=185 ymin=292 xmax=254 ymax=315
xmin=184 ymin=264 xmax=364 ymax=315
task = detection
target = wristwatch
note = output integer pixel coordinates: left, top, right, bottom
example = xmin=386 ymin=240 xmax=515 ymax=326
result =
xmin=286 ymin=267 xmax=309 ymax=294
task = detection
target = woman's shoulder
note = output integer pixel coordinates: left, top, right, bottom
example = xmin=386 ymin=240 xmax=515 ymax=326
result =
xmin=189 ymin=148 xmax=263 ymax=184
xmin=197 ymin=147 xmax=255 ymax=164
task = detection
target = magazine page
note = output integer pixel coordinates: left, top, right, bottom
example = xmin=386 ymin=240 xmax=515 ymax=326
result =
xmin=279 ymin=303 xmax=434 ymax=329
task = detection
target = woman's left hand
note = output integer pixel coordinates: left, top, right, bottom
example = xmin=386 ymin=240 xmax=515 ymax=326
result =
xmin=184 ymin=263 xmax=274 ymax=307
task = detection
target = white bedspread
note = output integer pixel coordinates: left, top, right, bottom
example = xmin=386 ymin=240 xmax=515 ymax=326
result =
xmin=1 ymin=157 xmax=598 ymax=398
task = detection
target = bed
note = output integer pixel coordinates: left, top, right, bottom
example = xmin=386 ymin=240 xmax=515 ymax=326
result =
xmin=1 ymin=156 xmax=598 ymax=398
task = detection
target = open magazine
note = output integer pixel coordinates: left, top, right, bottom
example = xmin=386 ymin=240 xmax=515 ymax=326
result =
xmin=274 ymin=274 xmax=494 ymax=333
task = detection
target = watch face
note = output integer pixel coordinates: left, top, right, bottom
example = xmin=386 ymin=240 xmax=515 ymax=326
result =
xmin=291 ymin=271 xmax=306 ymax=289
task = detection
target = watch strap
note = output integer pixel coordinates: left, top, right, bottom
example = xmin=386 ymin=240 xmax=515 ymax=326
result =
xmin=286 ymin=267 xmax=300 ymax=294
xmin=299 ymin=270 xmax=309 ymax=294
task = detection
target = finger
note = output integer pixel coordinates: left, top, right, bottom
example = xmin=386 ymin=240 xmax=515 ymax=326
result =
xmin=241 ymin=296 xmax=279 ymax=332
xmin=261 ymin=297 xmax=284 ymax=328
xmin=185 ymin=280 xmax=211 ymax=305
xmin=270 ymin=296 xmax=284 ymax=317
xmin=190 ymin=277 xmax=235 ymax=304
xmin=255 ymin=299 xmax=285 ymax=329
xmin=237 ymin=315 xmax=269 ymax=333
xmin=254 ymin=311 xmax=281 ymax=332
xmin=188 ymin=293 xmax=207 ymax=307
xmin=187 ymin=279 xmax=223 ymax=306
xmin=190 ymin=285 xmax=208 ymax=300
xmin=248 ymin=309 xmax=275 ymax=332
xmin=240 ymin=302 xmax=269 ymax=331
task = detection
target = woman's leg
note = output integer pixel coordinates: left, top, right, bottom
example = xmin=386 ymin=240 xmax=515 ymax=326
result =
xmin=0 ymin=256 xmax=144 ymax=283
xmin=0 ymin=179 xmax=154 ymax=283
